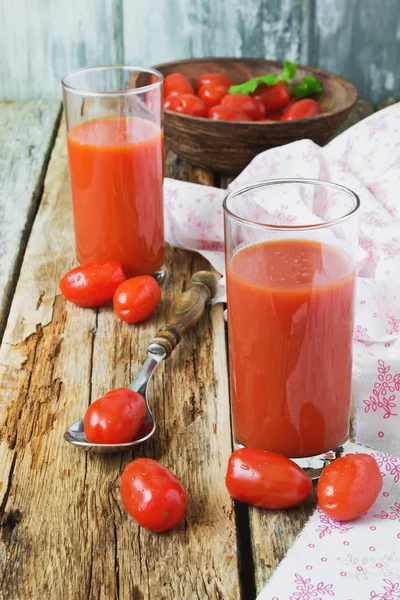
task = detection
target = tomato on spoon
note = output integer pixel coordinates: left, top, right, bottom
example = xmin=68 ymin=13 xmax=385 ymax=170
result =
xmin=84 ymin=388 xmax=146 ymax=444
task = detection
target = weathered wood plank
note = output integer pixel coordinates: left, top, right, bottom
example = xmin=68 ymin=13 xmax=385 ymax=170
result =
xmin=250 ymin=492 xmax=316 ymax=595
xmin=123 ymin=0 xmax=304 ymax=67
xmin=0 ymin=124 xmax=238 ymax=599
xmin=310 ymin=0 xmax=400 ymax=105
xmin=228 ymin=0 xmax=304 ymax=61
xmin=165 ymin=147 xmax=214 ymax=186
xmin=0 ymin=100 xmax=61 ymax=339
xmin=0 ymin=0 xmax=123 ymax=100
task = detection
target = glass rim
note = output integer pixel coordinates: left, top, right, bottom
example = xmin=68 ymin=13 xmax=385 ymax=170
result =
xmin=223 ymin=178 xmax=360 ymax=231
xmin=61 ymin=64 xmax=163 ymax=97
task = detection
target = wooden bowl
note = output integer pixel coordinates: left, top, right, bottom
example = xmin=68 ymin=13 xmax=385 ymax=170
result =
xmin=153 ymin=58 xmax=358 ymax=174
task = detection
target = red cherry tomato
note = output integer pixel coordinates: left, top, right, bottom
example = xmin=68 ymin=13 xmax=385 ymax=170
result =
xmin=225 ymin=448 xmax=313 ymax=509
xmin=280 ymin=98 xmax=322 ymax=121
xmin=166 ymin=94 xmax=208 ymax=117
xmin=252 ymin=81 xmax=290 ymax=113
xmin=196 ymin=73 xmax=233 ymax=91
xmin=113 ymin=275 xmax=161 ymax=323
xmin=317 ymin=453 xmax=382 ymax=521
xmin=84 ymin=388 xmax=146 ymax=444
xmin=164 ymin=94 xmax=182 ymax=110
xmin=59 ymin=261 xmax=125 ymax=308
xmin=208 ymin=105 xmax=249 ymax=121
xmin=197 ymin=83 xmax=229 ymax=108
xmin=120 ymin=458 xmax=187 ymax=532
xmin=221 ymin=93 xmax=265 ymax=121
xmin=164 ymin=73 xmax=194 ymax=97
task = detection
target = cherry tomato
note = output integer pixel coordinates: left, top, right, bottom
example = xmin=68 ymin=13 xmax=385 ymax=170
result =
xmin=113 ymin=275 xmax=161 ymax=323
xmin=197 ymin=83 xmax=229 ymax=108
xmin=252 ymin=81 xmax=290 ymax=113
xmin=164 ymin=94 xmax=177 ymax=110
xmin=250 ymin=97 xmax=267 ymax=121
xmin=196 ymin=73 xmax=233 ymax=91
xmin=225 ymin=448 xmax=313 ymax=509
xmin=208 ymin=105 xmax=249 ymax=121
xmin=120 ymin=458 xmax=187 ymax=532
xmin=59 ymin=261 xmax=125 ymax=308
xmin=280 ymin=98 xmax=322 ymax=121
xmin=317 ymin=453 xmax=382 ymax=521
xmin=84 ymin=388 xmax=146 ymax=444
xmin=166 ymin=94 xmax=208 ymax=117
xmin=221 ymin=93 xmax=265 ymax=121
xmin=164 ymin=73 xmax=194 ymax=97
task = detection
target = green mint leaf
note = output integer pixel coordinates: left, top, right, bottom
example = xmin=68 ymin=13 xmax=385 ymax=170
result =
xmin=228 ymin=73 xmax=278 ymax=95
xmin=292 ymin=76 xmax=322 ymax=99
xmin=279 ymin=60 xmax=297 ymax=83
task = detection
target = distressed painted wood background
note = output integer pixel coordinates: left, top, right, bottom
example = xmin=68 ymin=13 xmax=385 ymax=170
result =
xmin=0 ymin=0 xmax=399 ymax=103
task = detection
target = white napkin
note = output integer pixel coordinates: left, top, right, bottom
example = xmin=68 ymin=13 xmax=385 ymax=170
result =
xmin=164 ymin=103 xmax=400 ymax=598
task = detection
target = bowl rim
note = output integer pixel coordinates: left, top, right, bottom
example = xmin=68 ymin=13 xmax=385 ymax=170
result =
xmin=154 ymin=57 xmax=358 ymax=125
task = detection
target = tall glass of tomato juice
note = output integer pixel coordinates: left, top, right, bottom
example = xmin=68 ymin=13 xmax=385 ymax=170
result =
xmin=224 ymin=179 xmax=360 ymax=472
xmin=62 ymin=66 xmax=164 ymax=279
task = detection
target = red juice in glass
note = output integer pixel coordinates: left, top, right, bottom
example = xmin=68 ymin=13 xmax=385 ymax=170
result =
xmin=227 ymin=239 xmax=355 ymax=458
xmin=224 ymin=179 xmax=360 ymax=466
xmin=67 ymin=117 xmax=164 ymax=278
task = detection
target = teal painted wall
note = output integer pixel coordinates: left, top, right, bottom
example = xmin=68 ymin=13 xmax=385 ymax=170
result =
xmin=0 ymin=0 xmax=399 ymax=103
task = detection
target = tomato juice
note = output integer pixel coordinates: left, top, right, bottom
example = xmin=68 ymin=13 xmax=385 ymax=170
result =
xmin=226 ymin=238 xmax=355 ymax=458
xmin=67 ymin=117 xmax=164 ymax=278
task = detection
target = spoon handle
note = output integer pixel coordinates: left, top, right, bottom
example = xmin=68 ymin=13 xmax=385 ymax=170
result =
xmin=151 ymin=271 xmax=219 ymax=358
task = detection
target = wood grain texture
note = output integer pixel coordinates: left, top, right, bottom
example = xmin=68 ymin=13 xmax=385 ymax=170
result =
xmin=0 ymin=100 xmax=61 ymax=339
xmin=123 ymin=0 xmax=304 ymax=69
xmin=310 ymin=0 xmax=400 ymax=104
xmin=157 ymin=57 xmax=357 ymax=173
xmin=0 ymin=0 xmax=123 ymax=100
xmin=0 ymin=123 xmax=238 ymax=599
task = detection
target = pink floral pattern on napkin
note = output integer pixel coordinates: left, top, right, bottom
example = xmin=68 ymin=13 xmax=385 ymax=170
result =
xmin=290 ymin=573 xmax=335 ymax=599
xmin=164 ymin=102 xmax=400 ymax=599
xmin=363 ymin=360 xmax=400 ymax=419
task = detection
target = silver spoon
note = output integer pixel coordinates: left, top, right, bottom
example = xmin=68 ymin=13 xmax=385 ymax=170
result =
xmin=64 ymin=271 xmax=218 ymax=452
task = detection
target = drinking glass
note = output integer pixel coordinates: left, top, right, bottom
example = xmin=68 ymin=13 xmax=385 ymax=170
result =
xmin=62 ymin=66 xmax=164 ymax=279
xmin=224 ymin=179 xmax=360 ymax=472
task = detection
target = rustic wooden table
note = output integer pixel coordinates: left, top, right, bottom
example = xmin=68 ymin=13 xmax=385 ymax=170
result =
xmin=0 ymin=98 xmax=396 ymax=600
